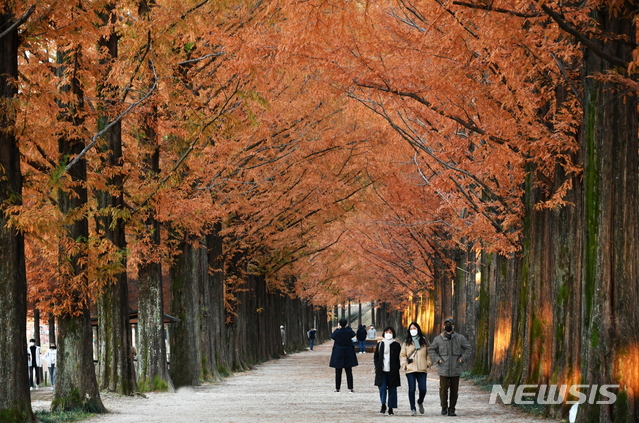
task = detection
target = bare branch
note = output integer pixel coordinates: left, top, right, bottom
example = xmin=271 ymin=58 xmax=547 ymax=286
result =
xmin=66 ymin=55 xmax=159 ymax=172
xmin=453 ymin=1 xmax=541 ymax=18
xmin=540 ymin=4 xmax=628 ymax=67
xmin=0 ymin=5 xmax=35 ymax=41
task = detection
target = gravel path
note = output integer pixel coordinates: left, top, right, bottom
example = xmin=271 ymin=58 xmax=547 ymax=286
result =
xmin=34 ymin=341 xmax=554 ymax=422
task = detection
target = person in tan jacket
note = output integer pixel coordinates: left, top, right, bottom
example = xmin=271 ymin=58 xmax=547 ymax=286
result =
xmin=400 ymin=322 xmax=432 ymax=416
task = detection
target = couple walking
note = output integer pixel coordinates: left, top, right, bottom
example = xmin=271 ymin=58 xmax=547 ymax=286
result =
xmin=373 ymin=318 xmax=471 ymax=417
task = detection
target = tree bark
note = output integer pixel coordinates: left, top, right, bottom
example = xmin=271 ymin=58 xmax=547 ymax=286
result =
xmin=136 ymin=128 xmax=172 ymax=391
xmin=95 ymin=8 xmax=136 ymax=395
xmin=0 ymin=9 xmax=34 ymax=421
xmin=52 ymin=46 xmax=105 ymax=413
xmin=581 ymin=4 xmax=639 ymax=419
xmin=169 ymin=238 xmax=201 ymax=387
xmin=48 ymin=314 xmax=57 ymax=347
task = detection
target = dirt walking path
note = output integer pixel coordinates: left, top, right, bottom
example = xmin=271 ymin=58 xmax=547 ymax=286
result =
xmin=33 ymin=341 xmax=554 ymax=422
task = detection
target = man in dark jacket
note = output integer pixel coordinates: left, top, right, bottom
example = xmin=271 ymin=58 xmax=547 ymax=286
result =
xmin=428 ymin=317 xmax=471 ymax=417
xmin=329 ymin=319 xmax=358 ymax=392
xmin=307 ymin=327 xmax=317 ymax=350
xmin=356 ymin=325 xmax=367 ymax=354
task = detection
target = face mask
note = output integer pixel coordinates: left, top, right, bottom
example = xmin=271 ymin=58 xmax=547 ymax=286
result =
xmin=30 ymin=342 xmax=35 ymax=346
xmin=410 ymin=329 xmax=418 ymax=336
xmin=445 ymin=324 xmax=453 ymax=333
xmin=384 ymin=333 xmax=393 ymax=340
xmin=51 ymin=346 xmax=56 ymax=350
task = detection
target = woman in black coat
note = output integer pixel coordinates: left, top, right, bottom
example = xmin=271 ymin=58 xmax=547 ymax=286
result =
xmin=329 ymin=318 xmax=358 ymax=392
xmin=374 ymin=326 xmax=401 ymax=415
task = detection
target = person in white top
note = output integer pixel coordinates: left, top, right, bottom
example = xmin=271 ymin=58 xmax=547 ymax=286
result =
xmin=44 ymin=344 xmax=57 ymax=390
xmin=373 ymin=327 xmax=401 ymax=415
xmin=27 ymin=339 xmax=41 ymax=390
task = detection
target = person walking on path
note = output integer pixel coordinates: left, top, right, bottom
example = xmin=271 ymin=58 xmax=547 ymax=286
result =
xmin=44 ymin=344 xmax=57 ymax=390
xmin=400 ymin=322 xmax=431 ymax=416
xmin=280 ymin=325 xmax=287 ymax=354
xmin=374 ymin=326 xmax=401 ymax=416
xmin=27 ymin=339 xmax=41 ymax=390
xmin=329 ymin=318 xmax=358 ymax=392
xmin=356 ymin=324 xmax=367 ymax=354
xmin=428 ymin=317 xmax=471 ymax=417
xmin=307 ymin=327 xmax=317 ymax=350
xmin=367 ymin=325 xmax=377 ymax=339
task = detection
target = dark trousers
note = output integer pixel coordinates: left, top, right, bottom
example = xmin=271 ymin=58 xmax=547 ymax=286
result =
xmin=378 ymin=372 xmax=398 ymax=408
xmin=406 ymin=372 xmax=427 ymax=410
xmin=29 ymin=366 xmax=40 ymax=387
xmin=335 ymin=367 xmax=353 ymax=390
xmin=439 ymin=376 xmax=460 ymax=410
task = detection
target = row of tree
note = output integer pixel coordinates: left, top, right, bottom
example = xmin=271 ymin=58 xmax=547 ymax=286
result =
xmin=0 ymin=1 xmax=352 ymax=421
xmin=2 ymin=0 xmax=639 ymax=421
xmin=274 ymin=0 xmax=639 ymax=421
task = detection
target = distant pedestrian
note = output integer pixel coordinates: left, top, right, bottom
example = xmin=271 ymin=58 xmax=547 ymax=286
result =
xmin=307 ymin=327 xmax=317 ymax=350
xmin=27 ymin=339 xmax=41 ymax=390
xmin=367 ymin=325 xmax=377 ymax=339
xmin=428 ymin=317 xmax=471 ymax=417
xmin=44 ymin=344 xmax=57 ymax=390
xmin=329 ymin=318 xmax=358 ymax=392
xmin=400 ymin=322 xmax=431 ymax=416
xmin=356 ymin=324 xmax=367 ymax=354
xmin=280 ymin=325 xmax=286 ymax=354
xmin=374 ymin=326 xmax=401 ymax=416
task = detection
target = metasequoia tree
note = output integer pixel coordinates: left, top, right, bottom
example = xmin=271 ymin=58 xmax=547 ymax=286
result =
xmin=94 ymin=3 xmax=137 ymax=395
xmin=0 ymin=4 xmax=36 ymax=422
xmin=276 ymin=0 xmax=639 ymax=420
xmin=52 ymin=43 xmax=106 ymax=412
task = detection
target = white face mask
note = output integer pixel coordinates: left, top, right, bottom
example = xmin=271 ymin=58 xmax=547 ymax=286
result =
xmin=410 ymin=329 xmax=418 ymax=336
xmin=384 ymin=333 xmax=393 ymax=340
xmin=30 ymin=342 xmax=35 ymax=346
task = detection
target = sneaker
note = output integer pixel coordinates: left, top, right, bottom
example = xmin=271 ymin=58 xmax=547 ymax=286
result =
xmin=380 ymin=404 xmax=387 ymax=414
xmin=51 ymin=387 xmax=55 ymax=391
xmin=388 ymin=408 xmax=394 ymax=416
xmin=418 ymin=402 xmax=424 ymax=414
xmin=441 ymin=407 xmax=448 ymax=415
xmin=334 ymin=389 xmax=340 ymax=392
xmin=448 ymin=410 xmax=457 ymax=416
xmin=349 ymin=389 xmax=355 ymax=393
xmin=411 ymin=409 xmax=417 ymax=416
xmin=35 ymin=385 xmax=38 ymax=390
xmin=30 ymin=387 xmax=33 ymax=391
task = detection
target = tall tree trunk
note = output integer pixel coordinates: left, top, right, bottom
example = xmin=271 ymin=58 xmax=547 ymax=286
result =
xmin=0 ymin=9 xmax=34 ymax=421
xmin=581 ymin=4 xmax=639 ymax=420
xmin=52 ymin=46 xmax=105 ymax=413
xmin=95 ymin=7 xmax=136 ymax=395
xmin=169 ymin=239 xmax=201 ymax=387
xmin=48 ymin=314 xmax=56 ymax=347
xmin=197 ymin=240 xmax=217 ymax=381
xmin=370 ymin=301 xmax=375 ymax=327
xmin=206 ymin=225 xmax=230 ymax=378
xmin=136 ymin=123 xmax=172 ymax=391
xmin=33 ymin=306 xmax=41 ymax=346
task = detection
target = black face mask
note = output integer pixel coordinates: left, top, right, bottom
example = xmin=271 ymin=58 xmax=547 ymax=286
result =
xmin=444 ymin=324 xmax=453 ymax=333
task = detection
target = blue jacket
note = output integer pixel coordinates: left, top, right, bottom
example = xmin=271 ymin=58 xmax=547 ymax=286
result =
xmin=329 ymin=327 xmax=359 ymax=368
